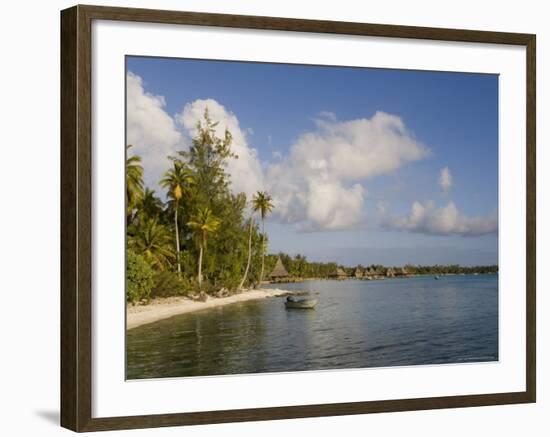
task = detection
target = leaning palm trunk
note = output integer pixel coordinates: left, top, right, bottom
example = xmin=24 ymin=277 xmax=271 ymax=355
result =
xmin=174 ymin=199 xmax=181 ymax=276
xmin=197 ymin=244 xmax=203 ymax=290
xmin=259 ymin=219 xmax=265 ymax=284
xmin=238 ymin=218 xmax=254 ymax=290
xmin=252 ymin=191 xmax=274 ymax=284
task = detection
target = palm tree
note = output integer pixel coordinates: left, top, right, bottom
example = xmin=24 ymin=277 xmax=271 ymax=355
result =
xmin=137 ymin=188 xmax=163 ymax=221
xmin=252 ymin=191 xmax=274 ymax=284
xmin=160 ymin=161 xmax=194 ymax=276
xmin=187 ymin=208 xmax=221 ymax=290
xmin=126 ymin=145 xmax=144 ymax=224
xmin=128 ymin=218 xmax=174 ymax=270
xmin=238 ymin=216 xmax=254 ymax=291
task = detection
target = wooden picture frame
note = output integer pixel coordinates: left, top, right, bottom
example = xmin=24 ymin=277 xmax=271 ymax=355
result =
xmin=61 ymin=4 xmax=536 ymax=432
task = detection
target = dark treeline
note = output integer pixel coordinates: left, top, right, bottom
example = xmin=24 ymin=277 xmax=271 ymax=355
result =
xmin=401 ymin=264 xmax=498 ymax=275
xmin=264 ymin=253 xmax=498 ymax=279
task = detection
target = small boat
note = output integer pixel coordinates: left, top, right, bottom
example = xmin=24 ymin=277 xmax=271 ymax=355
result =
xmin=434 ymin=275 xmax=440 ymax=280
xmin=284 ymin=298 xmax=318 ymax=309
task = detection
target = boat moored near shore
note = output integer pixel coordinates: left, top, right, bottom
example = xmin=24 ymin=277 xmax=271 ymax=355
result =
xmin=285 ymin=296 xmax=318 ymax=309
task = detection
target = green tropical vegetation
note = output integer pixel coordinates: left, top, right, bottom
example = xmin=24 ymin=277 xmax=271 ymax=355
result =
xmin=187 ymin=208 xmax=221 ymax=290
xmin=160 ymin=160 xmax=194 ymax=276
xmin=126 ymin=250 xmax=155 ymax=303
xmin=126 ymin=145 xmax=144 ymax=224
xmin=126 ymin=109 xmax=268 ymax=303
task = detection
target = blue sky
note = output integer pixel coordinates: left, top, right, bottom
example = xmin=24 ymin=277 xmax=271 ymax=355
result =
xmin=126 ymin=56 xmax=499 ymax=266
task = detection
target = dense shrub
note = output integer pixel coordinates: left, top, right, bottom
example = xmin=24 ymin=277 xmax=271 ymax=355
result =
xmin=151 ymin=271 xmax=193 ymax=298
xmin=215 ymin=269 xmax=242 ymax=291
xmin=126 ymin=250 xmax=155 ymax=304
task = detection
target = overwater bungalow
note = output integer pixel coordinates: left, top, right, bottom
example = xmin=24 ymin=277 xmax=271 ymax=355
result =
xmin=395 ymin=267 xmax=411 ymax=277
xmin=330 ymin=267 xmax=348 ymax=280
xmin=386 ymin=267 xmax=395 ymax=278
xmin=365 ymin=267 xmax=377 ymax=279
xmin=269 ymin=257 xmax=290 ymax=281
xmin=353 ymin=266 xmax=365 ymax=278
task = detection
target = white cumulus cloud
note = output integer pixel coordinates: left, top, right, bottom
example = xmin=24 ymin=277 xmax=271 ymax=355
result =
xmin=126 ymin=78 xmax=264 ymax=199
xmin=439 ymin=166 xmax=453 ymax=193
xmin=126 ymin=77 xmax=441 ymax=234
xmin=176 ymin=98 xmax=264 ymax=200
xmin=126 ymin=72 xmax=183 ymax=190
xmin=386 ymin=201 xmax=497 ymax=236
xmin=265 ymin=112 xmax=428 ymax=230
xmin=306 ymin=180 xmax=365 ymax=230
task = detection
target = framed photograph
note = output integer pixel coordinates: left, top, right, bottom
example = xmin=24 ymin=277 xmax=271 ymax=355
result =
xmin=60 ymin=4 xmax=536 ymax=432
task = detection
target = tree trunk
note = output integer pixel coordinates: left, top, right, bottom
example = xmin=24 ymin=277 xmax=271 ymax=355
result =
xmin=259 ymin=219 xmax=265 ymax=284
xmin=197 ymin=244 xmax=203 ymax=290
xmin=174 ymin=199 xmax=181 ymax=276
xmin=238 ymin=218 xmax=253 ymax=290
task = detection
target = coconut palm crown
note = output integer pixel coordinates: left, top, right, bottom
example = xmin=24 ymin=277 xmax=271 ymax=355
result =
xmin=160 ymin=160 xmax=194 ymax=275
xmin=127 ymin=218 xmax=174 ymax=271
xmin=252 ymin=191 xmax=275 ymax=283
xmin=126 ymin=145 xmax=144 ymax=222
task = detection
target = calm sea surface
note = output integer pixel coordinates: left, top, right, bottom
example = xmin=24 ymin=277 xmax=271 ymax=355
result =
xmin=126 ymin=275 xmax=498 ymax=379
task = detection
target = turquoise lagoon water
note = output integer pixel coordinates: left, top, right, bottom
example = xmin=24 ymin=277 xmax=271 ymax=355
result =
xmin=126 ymin=274 xmax=498 ymax=379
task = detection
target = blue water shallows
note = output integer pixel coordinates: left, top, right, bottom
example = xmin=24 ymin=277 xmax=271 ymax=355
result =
xmin=126 ymin=275 xmax=498 ymax=379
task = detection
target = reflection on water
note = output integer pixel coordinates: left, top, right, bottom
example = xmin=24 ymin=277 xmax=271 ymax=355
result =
xmin=126 ymin=275 xmax=498 ymax=379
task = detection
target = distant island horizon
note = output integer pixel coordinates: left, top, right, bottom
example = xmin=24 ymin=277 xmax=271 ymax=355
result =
xmin=265 ymin=251 xmax=498 ymax=283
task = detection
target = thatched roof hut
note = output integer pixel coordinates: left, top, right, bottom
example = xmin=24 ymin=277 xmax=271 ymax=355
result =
xmin=353 ymin=267 xmax=364 ymax=278
xmin=386 ymin=267 xmax=395 ymax=278
xmin=395 ymin=267 xmax=410 ymax=276
xmin=366 ymin=267 xmax=376 ymax=277
xmin=269 ymin=257 xmax=290 ymax=279
xmin=330 ymin=267 xmax=348 ymax=279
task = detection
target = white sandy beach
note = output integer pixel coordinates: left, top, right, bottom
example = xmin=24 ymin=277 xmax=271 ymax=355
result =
xmin=127 ymin=288 xmax=293 ymax=329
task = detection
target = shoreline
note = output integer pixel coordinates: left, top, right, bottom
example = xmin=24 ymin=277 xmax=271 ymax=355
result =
xmin=127 ymin=288 xmax=294 ymax=330
xmin=271 ymin=272 xmax=498 ymax=283
xmin=127 ymin=274 xmax=496 ymax=330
